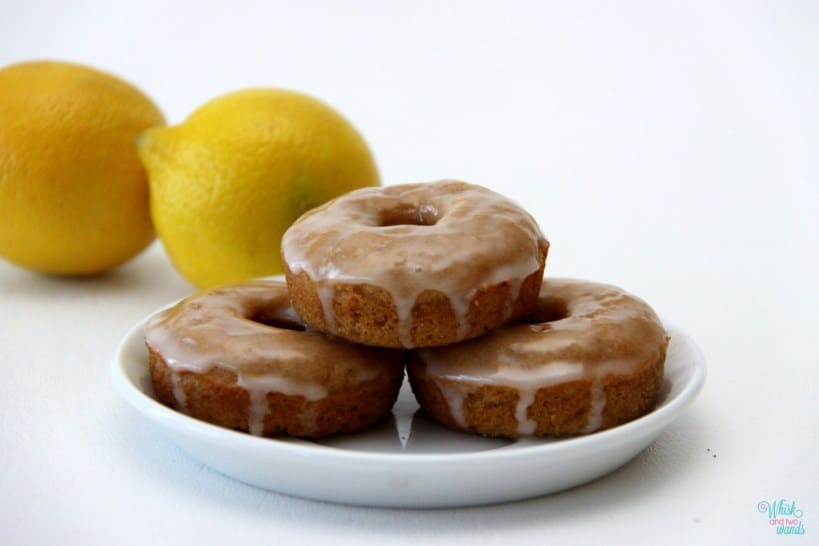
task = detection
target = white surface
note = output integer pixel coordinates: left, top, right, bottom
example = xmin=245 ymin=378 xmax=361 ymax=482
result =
xmin=1 ymin=0 xmax=818 ymax=544
xmin=115 ymin=314 xmax=705 ymax=508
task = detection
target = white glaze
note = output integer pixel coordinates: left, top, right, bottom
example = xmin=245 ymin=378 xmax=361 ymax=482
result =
xmin=144 ymin=281 xmax=395 ymax=436
xmin=281 ymin=180 xmax=548 ymax=348
xmin=417 ymin=278 xmax=668 ymax=437
xmin=170 ymin=371 xmax=187 ymax=410
xmin=581 ymin=380 xmax=606 ymax=434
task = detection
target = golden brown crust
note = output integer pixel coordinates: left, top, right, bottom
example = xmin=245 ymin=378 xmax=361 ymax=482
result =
xmin=285 ymin=240 xmax=547 ymax=348
xmin=149 ymin=346 xmax=405 ymax=438
xmin=407 ymin=347 xmax=665 ymax=438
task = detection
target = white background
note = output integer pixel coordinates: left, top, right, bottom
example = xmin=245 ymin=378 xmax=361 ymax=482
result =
xmin=1 ymin=1 xmax=818 ymax=544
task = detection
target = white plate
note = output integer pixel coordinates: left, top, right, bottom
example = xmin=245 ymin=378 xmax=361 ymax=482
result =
xmin=112 ymin=309 xmax=705 ymax=508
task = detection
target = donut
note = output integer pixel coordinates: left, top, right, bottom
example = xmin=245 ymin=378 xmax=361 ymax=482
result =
xmin=281 ymin=180 xmax=549 ymax=348
xmin=407 ymin=278 xmax=668 ymax=438
xmin=144 ymin=280 xmax=405 ymax=438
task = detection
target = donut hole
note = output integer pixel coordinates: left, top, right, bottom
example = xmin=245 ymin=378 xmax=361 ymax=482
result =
xmin=377 ymin=203 xmax=440 ymax=227
xmin=248 ymin=310 xmax=306 ymax=331
xmin=524 ymin=297 xmax=569 ymax=325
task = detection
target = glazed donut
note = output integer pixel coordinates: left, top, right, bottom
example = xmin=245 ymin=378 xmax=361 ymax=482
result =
xmin=407 ymin=278 xmax=668 ymax=438
xmin=144 ymin=280 xmax=405 ymax=438
xmin=281 ymin=180 xmax=549 ymax=348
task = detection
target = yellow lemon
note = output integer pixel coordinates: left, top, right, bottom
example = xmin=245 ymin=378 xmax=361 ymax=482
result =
xmin=138 ymin=88 xmax=379 ymax=288
xmin=0 ymin=60 xmax=165 ymax=275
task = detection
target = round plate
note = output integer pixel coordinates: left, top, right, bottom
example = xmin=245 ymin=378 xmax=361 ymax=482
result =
xmin=112 ymin=308 xmax=705 ymax=508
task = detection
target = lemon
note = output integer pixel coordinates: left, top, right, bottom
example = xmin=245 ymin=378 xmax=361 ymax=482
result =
xmin=138 ymin=88 xmax=379 ymax=288
xmin=0 ymin=60 xmax=165 ymax=275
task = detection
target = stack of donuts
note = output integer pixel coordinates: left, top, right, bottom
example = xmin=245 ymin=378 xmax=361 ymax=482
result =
xmin=145 ymin=180 xmax=668 ymax=439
